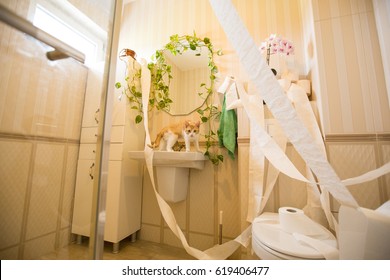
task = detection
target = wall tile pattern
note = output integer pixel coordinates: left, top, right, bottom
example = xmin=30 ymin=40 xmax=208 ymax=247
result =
xmin=0 ymin=0 xmax=107 ymax=259
xmin=122 ymin=0 xmax=390 ymax=256
xmin=311 ymin=0 xmax=390 ymax=134
xmin=121 ymin=0 xmax=305 ymax=253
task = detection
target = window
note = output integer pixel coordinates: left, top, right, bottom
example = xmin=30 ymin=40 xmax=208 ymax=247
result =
xmin=31 ymin=0 xmax=106 ymax=65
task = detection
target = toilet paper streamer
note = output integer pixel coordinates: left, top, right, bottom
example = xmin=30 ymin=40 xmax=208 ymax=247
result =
xmin=286 ymin=82 xmax=331 ymax=228
xmin=293 ymin=233 xmax=339 ymax=260
xmin=136 ymin=1 xmax=390 ymax=260
xmin=208 ymin=2 xmax=390 ymax=261
xmin=208 ymin=0 xmax=359 ymax=209
xmin=140 ymin=59 xmax=252 ymax=260
xmin=210 ymin=0 xmax=390 ymax=207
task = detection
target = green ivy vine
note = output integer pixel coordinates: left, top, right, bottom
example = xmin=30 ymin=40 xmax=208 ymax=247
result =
xmin=115 ymin=58 xmax=144 ymax=124
xmin=116 ymin=32 xmax=224 ymax=165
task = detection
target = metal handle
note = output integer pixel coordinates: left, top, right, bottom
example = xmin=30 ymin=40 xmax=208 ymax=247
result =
xmin=0 ymin=3 xmax=85 ymax=64
xmin=94 ymin=108 xmax=100 ymax=124
xmin=89 ymin=163 xmax=95 ymax=180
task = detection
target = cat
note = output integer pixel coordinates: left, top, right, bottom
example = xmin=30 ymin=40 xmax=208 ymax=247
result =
xmin=148 ymin=120 xmax=201 ymax=152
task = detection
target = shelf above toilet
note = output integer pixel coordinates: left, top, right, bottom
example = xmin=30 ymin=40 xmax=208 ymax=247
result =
xmin=128 ymin=150 xmax=207 ymax=170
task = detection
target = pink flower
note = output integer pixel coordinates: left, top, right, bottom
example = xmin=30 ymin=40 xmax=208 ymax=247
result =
xmin=259 ymin=41 xmax=267 ymax=51
xmin=259 ymin=34 xmax=294 ymax=65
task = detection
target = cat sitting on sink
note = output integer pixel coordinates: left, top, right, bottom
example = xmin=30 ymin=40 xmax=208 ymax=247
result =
xmin=148 ymin=120 xmax=201 ymax=152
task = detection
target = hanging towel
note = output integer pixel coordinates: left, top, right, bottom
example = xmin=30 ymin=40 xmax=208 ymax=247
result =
xmin=218 ymin=94 xmax=237 ymax=159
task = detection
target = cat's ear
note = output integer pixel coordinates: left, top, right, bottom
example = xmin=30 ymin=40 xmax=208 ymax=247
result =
xmin=195 ymin=120 xmax=200 ymax=127
xmin=184 ymin=120 xmax=190 ymax=126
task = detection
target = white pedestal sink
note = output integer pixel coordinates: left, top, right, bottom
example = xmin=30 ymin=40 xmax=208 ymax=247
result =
xmin=128 ymin=151 xmax=207 ymax=202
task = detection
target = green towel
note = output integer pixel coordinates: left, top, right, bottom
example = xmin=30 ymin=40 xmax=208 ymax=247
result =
xmin=218 ymin=94 xmax=237 ymax=159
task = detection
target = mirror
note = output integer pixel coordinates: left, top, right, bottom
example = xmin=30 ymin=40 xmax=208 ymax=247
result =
xmin=148 ymin=34 xmax=219 ymax=116
xmin=162 ymin=48 xmax=210 ymax=115
xmin=148 ymin=34 xmax=224 ymax=165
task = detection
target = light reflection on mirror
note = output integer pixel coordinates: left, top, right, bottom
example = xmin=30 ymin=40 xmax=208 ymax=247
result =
xmin=163 ymin=47 xmax=210 ymax=115
xmin=155 ymin=47 xmax=211 ymax=116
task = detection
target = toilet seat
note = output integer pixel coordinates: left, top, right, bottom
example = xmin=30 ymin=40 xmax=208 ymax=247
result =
xmin=252 ymin=213 xmax=337 ymax=260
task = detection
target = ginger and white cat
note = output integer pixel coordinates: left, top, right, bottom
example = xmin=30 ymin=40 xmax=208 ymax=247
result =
xmin=148 ymin=120 xmax=201 ymax=152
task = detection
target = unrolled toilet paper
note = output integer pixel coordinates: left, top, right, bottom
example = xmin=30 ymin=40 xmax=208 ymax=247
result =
xmin=279 ymin=207 xmax=329 ymax=238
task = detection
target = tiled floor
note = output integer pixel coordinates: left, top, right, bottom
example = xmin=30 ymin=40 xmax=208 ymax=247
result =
xmin=41 ymin=238 xmax=196 ymax=260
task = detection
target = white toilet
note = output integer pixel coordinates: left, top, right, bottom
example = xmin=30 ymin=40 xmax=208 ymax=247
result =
xmin=252 ymin=212 xmax=337 ymax=260
xmin=252 ymin=202 xmax=390 ymax=260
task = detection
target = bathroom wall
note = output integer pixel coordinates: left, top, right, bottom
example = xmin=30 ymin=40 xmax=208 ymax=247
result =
xmin=119 ymin=0 xmax=306 ymax=258
xmin=119 ymin=0 xmax=390 ymax=260
xmin=0 ymin=21 xmax=86 ymax=262
xmin=0 ymin=0 xmax=110 ymax=259
xmin=240 ymin=0 xmax=390 ymax=223
xmin=302 ymin=0 xmax=390 ymax=213
xmin=309 ymin=0 xmax=390 ymax=135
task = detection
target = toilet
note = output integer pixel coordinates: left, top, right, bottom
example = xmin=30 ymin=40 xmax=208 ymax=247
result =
xmin=338 ymin=202 xmax=390 ymax=259
xmin=252 ymin=201 xmax=390 ymax=260
xmin=252 ymin=212 xmax=337 ymax=260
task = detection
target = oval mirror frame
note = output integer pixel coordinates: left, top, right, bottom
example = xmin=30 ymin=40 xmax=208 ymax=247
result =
xmin=161 ymin=47 xmax=210 ymax=115
xmin=148 ymin=34 xmax=219 ymax=116
xmin=148 ymin=33 xmax=224 ymax=165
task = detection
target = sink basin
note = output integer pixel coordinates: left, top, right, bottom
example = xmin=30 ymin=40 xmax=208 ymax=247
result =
xmin=128 ymin=151 xmax=206 ymax=170
xmin=128 ymin=150 xmax=207 ymax=203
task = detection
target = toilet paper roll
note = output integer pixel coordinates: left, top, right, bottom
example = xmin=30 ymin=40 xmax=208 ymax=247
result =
xmin=375 ymin=200 xmax=390 ymax=217
xmin=279 ymin=207 xmax=329 ymax=237
xmin=218 ymin=76 xmax=234 ymax=95
xmin=296 ymin=79 xmax=311 ymax=96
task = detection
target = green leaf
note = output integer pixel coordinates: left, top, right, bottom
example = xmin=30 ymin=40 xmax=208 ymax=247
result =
xmin=197 ymin=109 xmax=204 ymax=115
xmin=135 ymin=115 xmax=143 ymax=124
xmin=115 ymin=82 xmax=122 ymax=89
xmin=169 ymin=34 xmax=179 ymax=42
xmin=201 ymin=116 xmax=208 ymax=123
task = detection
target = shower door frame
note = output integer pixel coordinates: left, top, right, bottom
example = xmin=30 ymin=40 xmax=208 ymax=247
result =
xmin=88 ymin=0 xmax=123 ymax=260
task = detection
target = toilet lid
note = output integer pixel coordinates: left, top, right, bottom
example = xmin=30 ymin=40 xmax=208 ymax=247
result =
xmin=252 ymin=213 xmax=337 ymax=259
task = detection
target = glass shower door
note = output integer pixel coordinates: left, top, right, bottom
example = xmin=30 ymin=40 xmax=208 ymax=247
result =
xmin=0 ymin=0 xmax=118 ymax=260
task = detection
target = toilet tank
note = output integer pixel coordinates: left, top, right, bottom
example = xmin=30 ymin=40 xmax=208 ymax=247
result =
xmin=338 ymin=203 xmax=390 ymax=259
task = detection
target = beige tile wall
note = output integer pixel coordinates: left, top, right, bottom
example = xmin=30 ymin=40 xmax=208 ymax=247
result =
xmin=119 ymin=0 xmax=305 ymax=86
xmin=310 ymin=0 xmax=390 ymax=134
xmin=139 ymin=147 xmax=240 ymax=252
xmin=0 ymin=0 xmax=90 ymax=259
xmin=237 ymin=134 xmax=390 ymax=224
xmin=326 ymin=135 xmax=390 ymax=211
xmin=0 ymin=140 xmax=32 ymax=251
xmin=120 ymin=0 xmax=305 ymax=255
xmin=121 ymin=0 xmax=389 ymax=259
xmin=0 ymin=139 xmax=80 ymax=259
xmin=381 ymin=143 xmax=390 ymax=199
